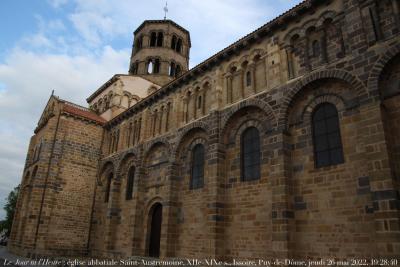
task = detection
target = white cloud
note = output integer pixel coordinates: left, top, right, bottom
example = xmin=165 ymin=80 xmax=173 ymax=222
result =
xmin=47 ymin=0 xmax=69 ymax=9
xmin=63 ymin=0 xmax=302 ymax=66
xmin=69 ymin=12 xmax=121 ymax=46
xmin=0 ymin=45 xmax=129 ymax=219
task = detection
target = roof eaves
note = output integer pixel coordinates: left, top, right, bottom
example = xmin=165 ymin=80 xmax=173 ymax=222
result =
xmin=106 ymin=0 xmax=317 ymax=127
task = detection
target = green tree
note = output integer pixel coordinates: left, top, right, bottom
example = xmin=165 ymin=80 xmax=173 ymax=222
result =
xmin=0 ymin=185 xmax=20 ymax=237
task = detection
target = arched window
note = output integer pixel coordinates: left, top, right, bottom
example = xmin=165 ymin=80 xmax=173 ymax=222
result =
xmin=176 ymin=38 xmax=182 ymax=53
xmin=169 ymin=62 xmax=175 ymax=76
xmin=171 ymin=35 xmax=177 ymax=50
xmin=126 ymin=166 xmax=135 ymax=200
xmin=23 ymin=171 xmax=30 ymax=185
xmin=241 ymin=127 xmax=260 ymax=181
xmin=246 ymin=71 xmax=251 ymax=87
xmin=31 ymin=166 xmax=38 ymax=180
xmin=136 ymin=35 xmax=143 ymax=51
xmin=157 ymin=32 xmax=163 ymax=47
xmin=33 ymin=147 xmax=37 ymax=162
xmin=312 ymin=40 xmax=320 ymax=57
xmin=191 ymin=144 xmax=205 ymax=189
xmin=148 ymin=60 xmax=153 ymax=74
xmin=37 ymin=141 xmax=43 ymax=160
xmin=104 ymin=96 xmax=110 ymax=109
xmin=197 ymin=95 xmax=202 ymax=109
xmin=175 ymin=65 xmax=181 ymax=77
xmin=312 ymin=103 xmax=344 ymax=168
xmin=150 ymin=32 xmax=157 ymax=47
xmin=153 ymin=59 xmax=160 ymax=73
xmin=134 ymin=61 xmax=139 ymax=74
xmin=105 ymin=172 xmax=113 ymax=203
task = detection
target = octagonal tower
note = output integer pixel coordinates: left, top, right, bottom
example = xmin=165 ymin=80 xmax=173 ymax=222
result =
xmin=129 ymin=20 xmax=191 ymax=86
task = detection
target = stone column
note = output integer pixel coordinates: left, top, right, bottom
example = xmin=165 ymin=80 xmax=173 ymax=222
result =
xmin=320 ymin=26 xmax=328 ymax=64
xmin=369 ymin=2 xmax=383 ymax=41
xmin=193 ymin=92 xmax=197 ymax=120
xmin=132 ymin=120 xmax=137 ymax=146
xmin=269 ymin=130 xmax=294 ymax=259
xmin=240 ymin=70 xmax=245 ymax=98
xmin=152 ymin=111 xmax=157 ymax=137
xmin=251 ymin=64 xmax=257 ymax=93
xmin=137 ymin=118 xmax=142 ymax=143
xmin=304 ymin=36 xmax=311 ymax=71
xmin=105 ymin=173 xmax=122 ymax=252
xmin=205 ymin=112 xmax=225 ymax=259
xmin=158 ymin=106 xmax=165 ymax=134
xmin=200 ymin=89 xmax=205 ymax=116
xmin=285 ymin=45 xmax=295 ymax=80
xmin=392 ymin=0 xmax=400 ymax=28
xmin=225 ymin=74 xmax=233 ymax=104
xmin=164 ymin=161 xmax=181 ymax=257
xmin=336 ymin=19 xmax=346 ymax=58
xmin=183 ymin=96 xmax=188 ymax=123
xmin=363 ymin=102 xmax=400 ymax=256
xmin=131 ymin=165 xmax=146 ymax=256
xmin=165 ymin=103 xmax=170 ymax=132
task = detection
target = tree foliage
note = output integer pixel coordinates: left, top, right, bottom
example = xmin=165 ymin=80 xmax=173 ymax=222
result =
xmin=0 ymin=185 xmax=20 ymax=237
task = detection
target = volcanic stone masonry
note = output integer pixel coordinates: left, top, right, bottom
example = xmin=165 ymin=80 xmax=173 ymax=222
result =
xmin=8 ymin=0 xmax=400 ymax=260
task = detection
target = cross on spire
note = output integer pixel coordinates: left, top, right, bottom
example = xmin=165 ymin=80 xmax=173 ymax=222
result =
xmin=163 ymin=1 xmax=168 ymax=20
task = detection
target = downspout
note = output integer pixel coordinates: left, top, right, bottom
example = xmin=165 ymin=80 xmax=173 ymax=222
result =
xmin=33 ymin=105 xmax=62 ymax=253
xmin=86 ymin=125 xmax=106 ymax=255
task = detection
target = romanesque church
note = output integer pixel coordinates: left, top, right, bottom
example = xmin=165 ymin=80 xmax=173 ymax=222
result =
xmin=8 ymin=0 xmax=400 ymax=260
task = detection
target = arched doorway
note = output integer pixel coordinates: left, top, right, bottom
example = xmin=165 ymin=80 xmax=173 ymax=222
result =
xmin=148 ymin=203 xmax=162 ymax=257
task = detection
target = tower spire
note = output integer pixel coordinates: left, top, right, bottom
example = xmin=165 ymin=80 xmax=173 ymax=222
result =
xmin=163 ymin=1 xmax=168 ymax=20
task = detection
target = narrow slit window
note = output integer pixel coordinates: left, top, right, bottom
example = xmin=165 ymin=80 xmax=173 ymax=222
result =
xmin=148 ymin=60 xmax=153 ymax=74
xmin=171 ymin=35 xmax=177 ymax=50
xmin=191 ymin=144 xmax=205 ymax=189
xmin=157 ymin=32 xmax=163 ymax=47
xmin=126 ymin=167 xmax=135 ymax=200
xmin=154 ymin=59 xmax=160 ymax=73
xmin=246 ymin=71 xmax=251 ymax=86
xmin=150 ymin=32 xmax=157 ymax=47
xmin=198 ymin=95 xmax=202 ymax=109
xmin=105 ymin=172 xmax=113 ymax=203
xmin=176 ymin=38 xmax=182 ymax=53
xmin=312 ymin=40 xmax=320 ymax=57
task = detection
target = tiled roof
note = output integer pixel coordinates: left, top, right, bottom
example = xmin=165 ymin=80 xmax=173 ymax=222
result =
xmin=63 ymin=102 xmax=106 ymax=124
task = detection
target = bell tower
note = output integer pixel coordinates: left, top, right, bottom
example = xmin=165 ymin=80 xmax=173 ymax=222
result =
xmin=129 ymin=20 xmax=191 ymax=86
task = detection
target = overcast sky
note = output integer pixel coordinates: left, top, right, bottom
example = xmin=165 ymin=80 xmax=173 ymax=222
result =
xmin=0 ymin=0 xmax=303 ymax=219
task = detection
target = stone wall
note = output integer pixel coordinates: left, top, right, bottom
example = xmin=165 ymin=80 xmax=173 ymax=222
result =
xmin=92 ymin=0 xmax=400 ymax=259
xmin=9 ymin=99 xmax=104 ymax=257
xmin=9 ymin=0 xmax=400 ymax=260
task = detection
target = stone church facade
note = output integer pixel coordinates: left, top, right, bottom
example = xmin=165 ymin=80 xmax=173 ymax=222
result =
xmin=8 ymin=0 xmax=400 ymax=260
